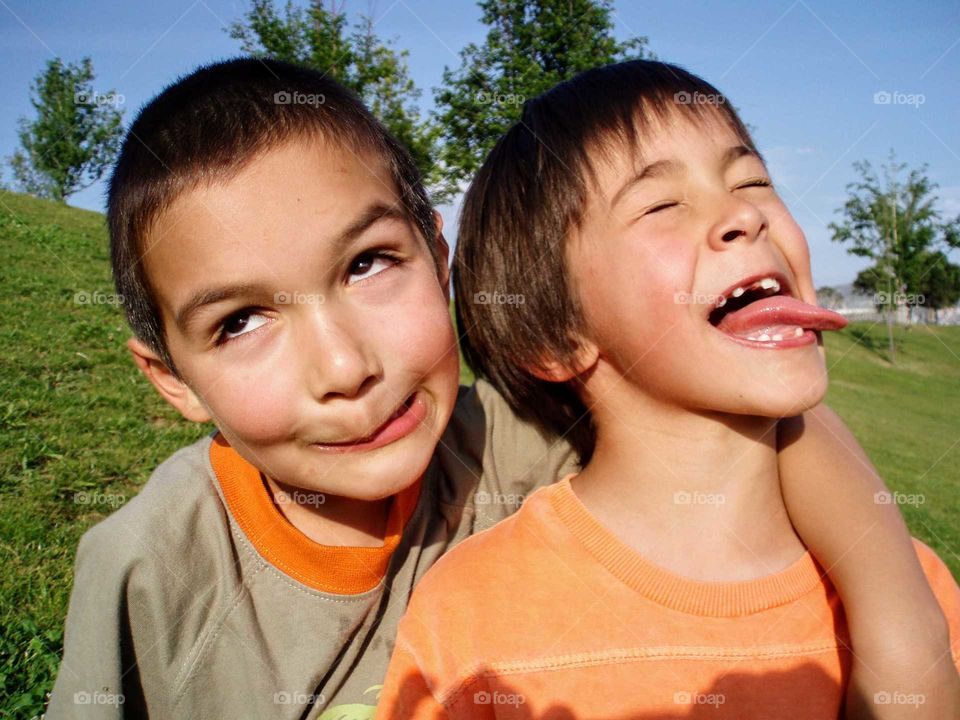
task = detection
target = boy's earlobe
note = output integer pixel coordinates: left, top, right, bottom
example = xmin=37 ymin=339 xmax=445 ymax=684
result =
xmin=433 ymin=211 xmax=451 ymax=298
xmin=126 ymin=337 xmax=212 ymax=423
xmin=527 ymin=340 xmax=599 ymax=383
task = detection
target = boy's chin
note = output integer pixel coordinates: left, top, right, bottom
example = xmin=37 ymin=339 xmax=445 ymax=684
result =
xmin=741 ymin=381 xmax=828 ymax=419
xmin=307 ymin=443 xmax=435 ymax=502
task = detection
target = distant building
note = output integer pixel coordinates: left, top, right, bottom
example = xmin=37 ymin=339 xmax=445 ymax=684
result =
xmin=824 ymin=283 xmax=960 ymax=325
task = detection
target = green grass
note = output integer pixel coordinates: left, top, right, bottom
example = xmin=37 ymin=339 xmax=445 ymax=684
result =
xmin=1 ymin=189 xmax=957 ymax=716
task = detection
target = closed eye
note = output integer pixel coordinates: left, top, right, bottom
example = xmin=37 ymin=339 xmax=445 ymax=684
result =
xmin=643 ymin=201 xmax=680 ymax=216
xmin=735 ymin=177 xmax=773 ymax=190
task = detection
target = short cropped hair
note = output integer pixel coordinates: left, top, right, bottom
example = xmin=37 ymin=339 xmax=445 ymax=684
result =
xmin=454 ymin=60 xmax=759 ymax=464
xmin=109 ymin=57 xmax=436 ymax=374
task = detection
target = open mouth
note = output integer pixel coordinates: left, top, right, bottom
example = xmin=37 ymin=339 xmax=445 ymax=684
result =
xmin=706 ymin=272 xmax=847 ymax=347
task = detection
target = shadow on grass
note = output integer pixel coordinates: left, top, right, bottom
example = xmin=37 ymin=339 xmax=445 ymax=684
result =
xmin=846 ymin=324 xmax=904 ymax=364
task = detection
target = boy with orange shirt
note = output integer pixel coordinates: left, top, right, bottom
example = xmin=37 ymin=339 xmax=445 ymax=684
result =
xmin=48 ymin=57 xmax=952 ymax=719
xmin=377 ymin=60 xmax=960 ymax=718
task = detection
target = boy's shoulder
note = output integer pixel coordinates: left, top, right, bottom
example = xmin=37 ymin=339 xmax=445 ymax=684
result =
xmin=403 ymin=479 xmax=563 ymax=614
xmin=434 ymin=379 xmax=577 ymax=521
xmin=76 ymin=432 xmax=226 ymax=576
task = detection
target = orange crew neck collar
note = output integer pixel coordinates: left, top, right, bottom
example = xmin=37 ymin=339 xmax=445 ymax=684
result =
xmin=549 ymin=476 xmax=824 ymax=617
xmin=209 ymin=433 xmax=421 ymax=595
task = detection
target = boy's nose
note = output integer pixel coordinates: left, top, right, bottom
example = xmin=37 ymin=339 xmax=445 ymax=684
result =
xmin=707 ymin=196 xmax=767 ymax=251
xmin=302 ymin=318 xmax=381 ymax=402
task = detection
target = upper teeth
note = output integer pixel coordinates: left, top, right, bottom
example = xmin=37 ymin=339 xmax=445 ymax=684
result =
xmin=724 ymin=276 xmax=780 ymax=304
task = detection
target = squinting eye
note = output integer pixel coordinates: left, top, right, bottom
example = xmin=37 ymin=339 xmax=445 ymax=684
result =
xmin=348 ymin=252 xmax=399 ymax=284
xmin=219 ymin=310 xmax=268 ymax=342
xmin=644 ymin=201 xmax=679 ymax=216
xmin=736 ymin=178 xmax=773 ymax=189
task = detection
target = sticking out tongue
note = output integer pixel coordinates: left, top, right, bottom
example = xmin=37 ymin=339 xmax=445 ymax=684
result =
xmin=716 ymin=295 xmax=848 ymax=338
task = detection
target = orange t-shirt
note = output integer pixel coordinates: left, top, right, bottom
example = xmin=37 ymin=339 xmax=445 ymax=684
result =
xmin=376 ymin=476 xmax=960 ymax=719
xmin=210 ymin=432 xmax=420 ymax=594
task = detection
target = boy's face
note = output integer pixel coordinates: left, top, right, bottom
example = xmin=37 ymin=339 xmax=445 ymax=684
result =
xmin=136 ymin=136 xmax=460 ymax=500
xmin=569 ymin=111 xmax=843 ymax=418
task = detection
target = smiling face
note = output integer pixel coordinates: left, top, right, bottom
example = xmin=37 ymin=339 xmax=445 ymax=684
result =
xmin=568 ymin=110 xmax=846 ymax=418
xmin=137 ymin=135 xmax=460 ymax=500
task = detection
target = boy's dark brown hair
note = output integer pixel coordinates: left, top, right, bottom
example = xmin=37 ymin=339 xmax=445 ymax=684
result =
xmin=454 ymin=59 xmax=759 ymax=465
xmin=109 ymin=57 xmax=436 ymax=375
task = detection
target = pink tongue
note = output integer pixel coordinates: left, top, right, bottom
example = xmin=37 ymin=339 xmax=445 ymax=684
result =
xmin=716 ymin=295 xmax=848 ymax=336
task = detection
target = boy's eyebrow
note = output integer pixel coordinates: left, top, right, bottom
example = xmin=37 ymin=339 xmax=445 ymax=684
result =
xmin=610 ymin=145 xmax=761 ymax=209
xmin=173 ymin=203 xmax=409 ymax=332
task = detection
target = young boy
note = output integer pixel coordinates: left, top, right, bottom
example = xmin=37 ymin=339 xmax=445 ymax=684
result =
xmin=48 ymin=58 xmax=950 ymax=719
xmin=376 ymin=60 xmax=960 ymax=718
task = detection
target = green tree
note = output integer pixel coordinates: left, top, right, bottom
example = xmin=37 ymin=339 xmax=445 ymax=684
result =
xmin=830 ymin=151 xmax=960 ymax=360
xmin=229 ymin=1 xmax=440 ymax=197
xmin=432 ymin=0 xmax=650 ymax=198
xmin=914 ymin=251 xmax=960 ymax=323
xmin=8 ymin=57 xmax=124 ymax=202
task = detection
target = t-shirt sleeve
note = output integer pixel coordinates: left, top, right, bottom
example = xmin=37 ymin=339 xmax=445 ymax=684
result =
xmin=914 ymin=539 xmax=960 ymax=671
xmin=376 ymin=636 xmax=451 ymax=719
xmin=46 ymin=522 xmax=148 ymax=718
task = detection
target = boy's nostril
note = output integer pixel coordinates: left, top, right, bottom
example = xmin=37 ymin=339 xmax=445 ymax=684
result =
xmin=721 ymin=229 xmax=744 ymax=243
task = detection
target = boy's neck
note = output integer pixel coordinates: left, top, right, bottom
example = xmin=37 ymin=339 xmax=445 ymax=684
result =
xmin=263 ymin=475 xmax=392 ymax=548
xmin=573 ymin=386 xmax=806 ymax=583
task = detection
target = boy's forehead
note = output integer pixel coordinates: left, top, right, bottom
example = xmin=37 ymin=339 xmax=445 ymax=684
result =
xmin=142 ymin=136 xmax=408 ymax=316
xmin=589 ymin=110 xmax=754 ymax=198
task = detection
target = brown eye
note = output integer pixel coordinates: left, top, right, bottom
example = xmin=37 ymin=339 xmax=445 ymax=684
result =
xmin=218 ymin=310 xmax=268 ymax=342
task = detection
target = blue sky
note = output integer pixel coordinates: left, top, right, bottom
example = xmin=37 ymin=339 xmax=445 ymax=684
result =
xmin=1 ymin=0 xmax=958 ymax=287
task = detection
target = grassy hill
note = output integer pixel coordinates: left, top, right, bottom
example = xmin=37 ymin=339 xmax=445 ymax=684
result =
xmin=1 ymin=189 xmax=958 ymax=715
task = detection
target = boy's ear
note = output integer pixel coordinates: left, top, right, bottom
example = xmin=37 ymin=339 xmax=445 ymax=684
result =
xmin=526 ymin=338 xmax=599 ymax=383
xmin=432 ymin=210 xmax=451 ymax=299
xmin=126 ymin=337 xmax=212 ymax=423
